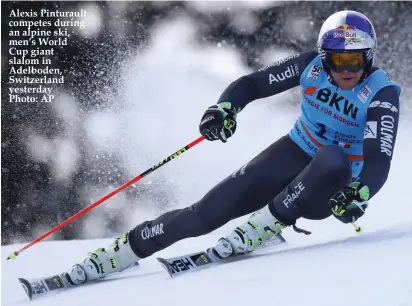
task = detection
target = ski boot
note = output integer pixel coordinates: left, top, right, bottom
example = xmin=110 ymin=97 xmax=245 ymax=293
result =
xmin=210 ymin=205 xmax=288 ymax=259
xmin=64 ymin=233 xmax=140 ymax=285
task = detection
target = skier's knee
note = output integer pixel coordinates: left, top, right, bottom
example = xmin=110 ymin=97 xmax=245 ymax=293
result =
xmin=315 ymin=145 xmax=351 ymax=179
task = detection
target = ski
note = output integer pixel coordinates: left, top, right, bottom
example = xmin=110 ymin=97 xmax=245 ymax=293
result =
xmin=17 ymin=236 xmax=286 ymax=300
xmin=157 ymin=234 xmax=287 ymax=278
xmin=18 ymin=273 xmax=71 ymax=301
xmin=18 ymin=262 xmax=140 ymax=301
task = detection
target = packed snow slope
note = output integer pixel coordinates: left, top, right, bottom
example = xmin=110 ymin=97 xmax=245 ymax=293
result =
xmin=2 ymin=222 xmax=412 ymax=306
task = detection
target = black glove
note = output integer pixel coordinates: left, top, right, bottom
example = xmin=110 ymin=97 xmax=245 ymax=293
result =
xmin=330 ymin=182 xmax=370 ymax=224
xmin=199 ymin=102 xmax=237 ymax=143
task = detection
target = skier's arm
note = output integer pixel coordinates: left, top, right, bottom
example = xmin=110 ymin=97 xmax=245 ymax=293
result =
xmin=199 ymin=50 xmax=318 ymax=142
xmin=217 ymin=50 xmax=318 ymax=112
xmin=357 ymin=86 xmax=400 ymax=199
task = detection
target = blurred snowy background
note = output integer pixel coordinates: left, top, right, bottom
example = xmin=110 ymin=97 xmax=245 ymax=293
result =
xmin=2 ymin=1 xmax=412 ymax=245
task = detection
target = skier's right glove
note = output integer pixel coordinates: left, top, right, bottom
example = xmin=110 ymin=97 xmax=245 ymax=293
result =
xmin=330 ymin=182 xmax=370 ymax=224
xmin=199 ymin=102 xmax=238 ymax=143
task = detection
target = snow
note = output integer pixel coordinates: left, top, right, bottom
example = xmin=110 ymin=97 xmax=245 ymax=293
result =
xmin=2 ymin=222 xmax=412 ymax=306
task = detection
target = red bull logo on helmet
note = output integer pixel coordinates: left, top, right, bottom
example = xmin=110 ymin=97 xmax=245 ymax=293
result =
xmin=333 ymin=24 xmax=357 ymax=39
xmin=333 ymin=31 xmax=357 ymax=38
xmin=336 ymin=24 xmax=356 ymax=31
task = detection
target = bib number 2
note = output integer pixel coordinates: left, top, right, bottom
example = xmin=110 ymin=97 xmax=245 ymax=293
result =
xmin=316 ymin=123 xmax=327 ymax=140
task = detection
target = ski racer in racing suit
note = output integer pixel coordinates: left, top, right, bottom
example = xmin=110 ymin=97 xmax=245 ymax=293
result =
xmin=65 ymin=10 xmax=401 ymax=284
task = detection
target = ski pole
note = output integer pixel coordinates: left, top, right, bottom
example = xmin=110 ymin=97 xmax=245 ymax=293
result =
xmin=352 ymin=222 xmax=362 ymax=233
xmin=7 ymin=136 xmax=205 ymax=260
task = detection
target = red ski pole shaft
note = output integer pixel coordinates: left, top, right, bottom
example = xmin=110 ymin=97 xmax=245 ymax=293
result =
xmin=7 ymin=136 xmax=205 ymax=260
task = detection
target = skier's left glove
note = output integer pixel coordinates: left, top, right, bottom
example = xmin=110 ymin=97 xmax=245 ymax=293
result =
xmin=330 ymin=182 xmax=370 ymax=224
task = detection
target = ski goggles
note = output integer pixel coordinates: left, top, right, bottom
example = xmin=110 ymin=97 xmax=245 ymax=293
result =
xmin=324 ymin=50 xmax=369 ymax=73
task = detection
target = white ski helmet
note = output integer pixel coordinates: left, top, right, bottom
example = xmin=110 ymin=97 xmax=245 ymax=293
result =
xmin=317 ymin=11 xmax=377 ymax=73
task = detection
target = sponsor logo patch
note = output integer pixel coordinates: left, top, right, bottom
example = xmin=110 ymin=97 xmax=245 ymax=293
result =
xmin=333 ymin=31 xmax=356 ymax=39
xmin=170 ymin=258 xmax=195 ymax=274
xmin=258 ymin=54 xmax=300 ymax=72
xmin=369 ymin=101 xmax=398 ymax=112
xmin=231 ymin=162 xmax=248 ymax=178
xmin=316 ymin=88 xmax=359 ymax=120
xmin=268 ymin=65 xmax=298 ymax=84
xmin=336 ymin=24 xmax=356 ymax=31
xmin=357 ymin=85 xmax=372 ymax=103
xmin=364 ymin=121 xmax=377 ymax=139
xmin=141 ymin=223 xmax=164 ymax=240
xmin=380 ymin=115 xmax=395 ymax=156
xmin=307 ymin=65 xmax=322 ymax=81
xmin=304 ymin=86 xmax=317 ymax=96
xmin=283 ymin=182 xmax=305 ymax=208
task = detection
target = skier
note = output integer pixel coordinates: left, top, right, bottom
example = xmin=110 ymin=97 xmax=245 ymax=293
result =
xmin=65 ymin=10 xmax=401 ymax=284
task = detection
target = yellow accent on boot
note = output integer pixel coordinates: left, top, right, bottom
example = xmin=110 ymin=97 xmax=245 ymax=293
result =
xmin=110 ymin=256 xmax=118 ymax=269
xmin=248 ymin=221 xmax=258 ymax=230
xmin=119 ymin=233 xmax=127 ymax=243
xmin=100 ymin=263 xmax=106 ymax=273
xmin=237 ymin=226 xmax=247 ymax=234
xmin=95 ymin=248 xmax=106 ymax=254
xmin=111 ymin=234 xmax=128 ymax=252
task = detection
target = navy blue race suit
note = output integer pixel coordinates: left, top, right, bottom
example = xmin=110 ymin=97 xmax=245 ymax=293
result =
xmin=128 ymin=50 xmax=401 ymax=258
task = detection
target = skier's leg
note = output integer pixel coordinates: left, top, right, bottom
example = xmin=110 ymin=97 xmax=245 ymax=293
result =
xmin=219 ymin=145 xmax=351 ymax=256
xmin=127 ymin=135 xmax=310 ymax=258
xmin=269 ymin=145 xmax=352 ymax=222
xmin=66 ymin=135 xmax=310 ymax=283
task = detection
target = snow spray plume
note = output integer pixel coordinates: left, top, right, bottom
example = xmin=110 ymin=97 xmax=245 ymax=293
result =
xmin=6 ymin=136 xmax=205 ymax=260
